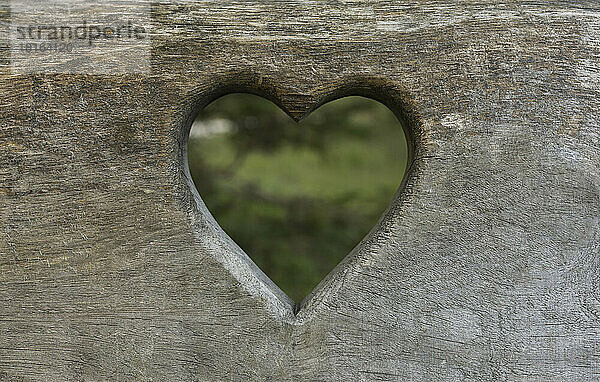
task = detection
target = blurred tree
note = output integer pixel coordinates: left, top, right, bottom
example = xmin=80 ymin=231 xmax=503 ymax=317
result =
xmin=188 ymin=94 xmax=407 ymax=302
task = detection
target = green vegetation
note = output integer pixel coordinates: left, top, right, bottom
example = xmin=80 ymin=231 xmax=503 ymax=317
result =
xmin=188 ymin=94 xmax=408 ymax=302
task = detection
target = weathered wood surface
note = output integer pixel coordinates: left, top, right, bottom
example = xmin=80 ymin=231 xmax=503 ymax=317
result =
xmin=1 ymin=1 xmax=599 ymax=380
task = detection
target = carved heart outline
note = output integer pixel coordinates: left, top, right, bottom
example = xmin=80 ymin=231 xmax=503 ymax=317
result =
xmin=177 ymin=73 xmax=421 ymax=323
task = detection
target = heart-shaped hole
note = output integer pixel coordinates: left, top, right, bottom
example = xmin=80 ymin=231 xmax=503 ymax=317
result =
xmin=187 ymin=93 xmax=408 ymax=302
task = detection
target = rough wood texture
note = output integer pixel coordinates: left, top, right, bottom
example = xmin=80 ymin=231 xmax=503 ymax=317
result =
xmin=1 ymin=1 xmax=599 ymax=380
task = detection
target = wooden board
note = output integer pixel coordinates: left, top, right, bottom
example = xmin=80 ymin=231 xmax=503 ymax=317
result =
xmin=1 ymin=1 xmax=599 ymax=380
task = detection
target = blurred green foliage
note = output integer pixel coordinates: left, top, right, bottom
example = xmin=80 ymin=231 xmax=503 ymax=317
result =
xmin=188 ymin=94 xmax=408 ymax=302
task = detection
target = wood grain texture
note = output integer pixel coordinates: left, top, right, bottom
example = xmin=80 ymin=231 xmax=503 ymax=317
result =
xmin=1 ymin=1 xmax=599 ymax=380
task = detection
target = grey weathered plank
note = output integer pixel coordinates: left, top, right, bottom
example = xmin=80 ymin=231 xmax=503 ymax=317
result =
xmin=1 ymin=1 xmax=599 ymax=380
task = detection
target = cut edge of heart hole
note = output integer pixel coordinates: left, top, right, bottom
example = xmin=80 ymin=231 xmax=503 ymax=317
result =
xmin=179 ymin=76 xmax=417 ymax=322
